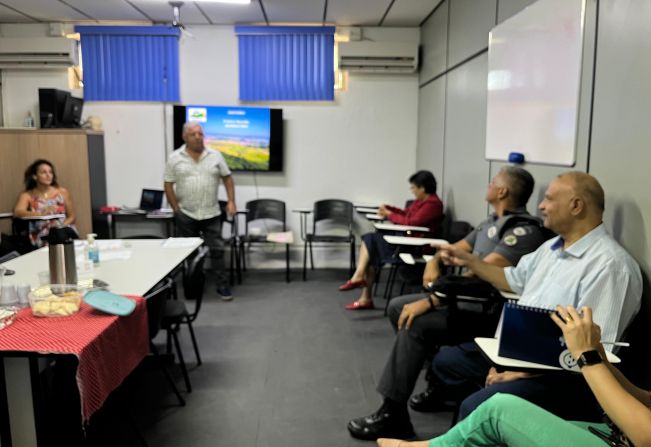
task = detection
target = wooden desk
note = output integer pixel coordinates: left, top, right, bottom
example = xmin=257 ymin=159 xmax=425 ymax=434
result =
xmin=0 ymin=238 xmax=202 ymax=446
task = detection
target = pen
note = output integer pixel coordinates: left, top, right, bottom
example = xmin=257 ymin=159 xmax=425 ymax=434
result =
xmin=601 ymin=341 xmax=630 ymax=347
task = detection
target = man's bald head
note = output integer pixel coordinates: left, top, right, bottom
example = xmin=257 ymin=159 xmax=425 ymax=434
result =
xmin=557 ymin=171 xmax=605 ymax=213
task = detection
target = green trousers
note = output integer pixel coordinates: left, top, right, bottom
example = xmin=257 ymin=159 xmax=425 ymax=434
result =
xmin=429 ymin=393 xmax=607 ymax=447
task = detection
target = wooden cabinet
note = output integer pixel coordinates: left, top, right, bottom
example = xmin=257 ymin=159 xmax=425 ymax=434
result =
xmin=0 ymin=129 xmax=107 ymax=238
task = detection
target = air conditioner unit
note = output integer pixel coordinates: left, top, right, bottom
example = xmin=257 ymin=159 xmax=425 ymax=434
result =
xmin=338 ymin=41 xmax=418 ymax=74
xmin=0 ymin=37 xmax=78 ymax=70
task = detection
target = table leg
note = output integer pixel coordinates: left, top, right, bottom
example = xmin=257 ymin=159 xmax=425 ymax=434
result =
xmin=0 ymin=358 xmax=13 ymax=447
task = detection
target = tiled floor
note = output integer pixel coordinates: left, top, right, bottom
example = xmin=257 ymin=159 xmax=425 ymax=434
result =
xmin=87 ymin=269 xmax=452 ymax=446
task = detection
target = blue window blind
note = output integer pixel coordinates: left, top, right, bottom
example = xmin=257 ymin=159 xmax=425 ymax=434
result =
xmin=76 ymin=26 xmax=180 ymax=102
xmin=235 ymin=26 xmax=335 ymax=102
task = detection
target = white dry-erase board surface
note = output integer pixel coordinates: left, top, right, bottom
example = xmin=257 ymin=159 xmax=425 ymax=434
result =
xmin=485 ymin=0 xmax=586 ymax=166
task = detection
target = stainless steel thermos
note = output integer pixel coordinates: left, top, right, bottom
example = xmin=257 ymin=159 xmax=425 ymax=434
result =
xmin=48 ymin=226 xmax=77 ymax=285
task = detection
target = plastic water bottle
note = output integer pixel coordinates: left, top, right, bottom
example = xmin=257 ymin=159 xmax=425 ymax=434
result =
xmin=24 ymin=111 xmax=34 ymax=127
xmin=86 ymin=233 xmax=100 ymax=265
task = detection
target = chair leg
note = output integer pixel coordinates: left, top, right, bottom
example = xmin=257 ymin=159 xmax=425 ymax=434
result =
xmin=170 ymin=328 xmax=192 ymax=393
xmin=229 ymin=243 xmax=235 ymax=286
xmin=285 ymin=243 xmax=290 ymax=283
xmin=350 ymin=240 xmax=356 ymax=276
xmin=234 ymin=240 xmax=242 ymax=284
xmin=150 ymin=342 xmax=185 ymax=406
xmin=309 ymin=240 xmax=315 ymax=270
xmin=374 ymin=268 xmax=382 ymax=297
xmin=303 ymin=239 xmax=308 ymax=281
xmin=185 ymin=320 xmax=202 ymax=366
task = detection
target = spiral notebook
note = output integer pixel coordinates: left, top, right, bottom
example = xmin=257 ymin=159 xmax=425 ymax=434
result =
xmin=498 ymin=303 xmax=569 ymax=368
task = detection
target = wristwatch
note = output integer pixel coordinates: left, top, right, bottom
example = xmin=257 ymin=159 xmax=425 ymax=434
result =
xmin=576 ymin=350 xmax=603 ymax=369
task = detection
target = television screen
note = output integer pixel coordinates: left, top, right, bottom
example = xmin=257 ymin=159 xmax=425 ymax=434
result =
xmin=173 ymin=105 xmax=283 ymax=172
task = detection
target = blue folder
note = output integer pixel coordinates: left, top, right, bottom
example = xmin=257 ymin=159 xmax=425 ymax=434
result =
xmin=498 ymin=303 xmax=568 ymax=368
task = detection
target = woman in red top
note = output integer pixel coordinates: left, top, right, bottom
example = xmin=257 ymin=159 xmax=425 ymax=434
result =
xmin=341 ymin=171 xmax=443 ymax=310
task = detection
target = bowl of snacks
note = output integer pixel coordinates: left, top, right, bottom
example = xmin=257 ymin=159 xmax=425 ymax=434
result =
xmin=28 ymin=285 xmax=85 ymax=317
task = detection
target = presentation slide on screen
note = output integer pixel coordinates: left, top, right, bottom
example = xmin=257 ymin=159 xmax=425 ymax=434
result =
xmin=187 ymin=105 xmax=271 ymax=170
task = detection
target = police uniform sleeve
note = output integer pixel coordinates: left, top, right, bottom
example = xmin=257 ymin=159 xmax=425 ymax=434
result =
xmin=492 ymin=225 xmax=545 ymax=266
xmin=463 ymin=227 xmax=479 ymax=248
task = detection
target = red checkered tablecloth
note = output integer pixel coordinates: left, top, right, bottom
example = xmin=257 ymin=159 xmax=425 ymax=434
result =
xmin=0 ymin=296 xmax=149 ymax=422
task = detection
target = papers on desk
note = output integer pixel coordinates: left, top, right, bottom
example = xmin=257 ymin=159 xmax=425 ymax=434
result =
xmin=374 ymin=223 xmax=430 ymax=232
xmin=383 ymin=235 xmax=449 ymax=246
xmin=162 ymin=237 xmax=201 ymax=248
xmin=20 ymin=213 xmax=65 ymax=220
xmin=357 ymin=207 xmax=380 ymax=214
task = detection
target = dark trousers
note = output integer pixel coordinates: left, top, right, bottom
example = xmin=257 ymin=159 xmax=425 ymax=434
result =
xmin=431 ymin=342 xmax=603 ymax=422
xmin=376 ymin=293 xmax=449 ymax=403
xmin=175 ymin=211 xmax=228 ymax=288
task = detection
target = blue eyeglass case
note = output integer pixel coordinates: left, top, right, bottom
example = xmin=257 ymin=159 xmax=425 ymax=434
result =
xmin=84 ymin=290 xmax=136 ymax=316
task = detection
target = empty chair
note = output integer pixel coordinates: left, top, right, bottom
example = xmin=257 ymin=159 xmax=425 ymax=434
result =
xmin=302 ymin=199 xmax=355 ymax=281
xmin=144 ymin=278 xmax=185 ymax=406
xmin=162 ymin=245 xmax=209 ymax=392
xmin=239 ymin=199 xmax=290 ymax=282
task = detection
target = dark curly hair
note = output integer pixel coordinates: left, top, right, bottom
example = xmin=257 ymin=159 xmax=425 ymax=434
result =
xmin=24 ymin=159 xmax=59 ymax=191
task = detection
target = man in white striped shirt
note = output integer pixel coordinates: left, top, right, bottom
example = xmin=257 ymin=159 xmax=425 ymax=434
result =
xmin=164 ymin=122 xmax=237 ymax=300
xmin=426 ymin=172 xmax=642 ymax=424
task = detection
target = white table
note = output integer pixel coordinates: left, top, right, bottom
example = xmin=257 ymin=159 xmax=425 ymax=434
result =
xmin=0 ymin=237 xmax=202 ymax=447
xmin=383 ymin=235 xmax=448 ymax=246
xmin=365 ymin=214 xmax=384 ymax=221
xmin=2 ymin=238 xmax=203 ymax=296
xmin=475 ymin=337 xmax=620 ymax=372
xmin=374 ymin=222 xmax=430 ymax=232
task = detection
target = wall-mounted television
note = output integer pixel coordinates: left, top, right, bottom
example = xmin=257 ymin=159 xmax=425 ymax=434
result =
xmin=39 ymin=88 xmax=83 ymax=128
xmin=173 ymin=105 xmax=283 ymax=172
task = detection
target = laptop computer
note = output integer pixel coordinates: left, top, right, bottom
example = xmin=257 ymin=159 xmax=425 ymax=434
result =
xmin=139 ymin=189 xmax=164 ymax=211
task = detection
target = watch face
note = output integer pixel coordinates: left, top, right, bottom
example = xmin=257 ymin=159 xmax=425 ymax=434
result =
xmin=578 ymin=350 xmax=602 ymax=368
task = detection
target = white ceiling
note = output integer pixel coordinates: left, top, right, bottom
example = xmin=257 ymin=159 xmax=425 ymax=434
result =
xmin=0 ymin=0 xmax=442 ymax=26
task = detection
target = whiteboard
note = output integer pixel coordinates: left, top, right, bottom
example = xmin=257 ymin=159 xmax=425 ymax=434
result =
xmin=485 ymin=0 xmax=586 ymax=166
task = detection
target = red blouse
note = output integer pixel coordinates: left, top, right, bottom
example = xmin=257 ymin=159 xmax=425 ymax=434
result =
xmin=385 ymin=194 xmax=443 ymax=233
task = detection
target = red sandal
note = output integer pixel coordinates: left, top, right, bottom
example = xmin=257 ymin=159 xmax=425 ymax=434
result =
xmin=345 ymin=301 xmax=375 ymax=311
xmin=339 ymin=279 xmax=368 ymax=291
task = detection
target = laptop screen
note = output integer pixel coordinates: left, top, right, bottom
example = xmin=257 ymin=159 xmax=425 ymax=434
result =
xmin=139 ymin=189 xmax=164 ymax=211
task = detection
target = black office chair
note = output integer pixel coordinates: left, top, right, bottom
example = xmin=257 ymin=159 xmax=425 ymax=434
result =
xmin=161 ymin=245 xmax=209 ymax=393
xmin=302 ymin=199 xmax=355 ymax=281
xmin=239 ymin=199 xmax=290 ymax=282
xmin=144 ymin=278 xmax=186 ymax=406
xmin=382 ymin=219 xmax=474 ymax=314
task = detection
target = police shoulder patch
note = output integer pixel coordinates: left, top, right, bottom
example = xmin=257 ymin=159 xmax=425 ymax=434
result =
xmin=487 ymin=226 xmax=497 ymax=238
xmin=503 ymin=235 xmax=518 ymax=246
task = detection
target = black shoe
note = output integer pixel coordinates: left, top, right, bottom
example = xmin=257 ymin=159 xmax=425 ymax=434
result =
xmin=347 ymin=401 xmax=415 ymax=441
xmin=409 ymin=385 xmax=452 ymax=413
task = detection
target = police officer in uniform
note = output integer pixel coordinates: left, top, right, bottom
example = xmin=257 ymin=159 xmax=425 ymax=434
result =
xmin=347 ymin=166 xmax=549 ymax=441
